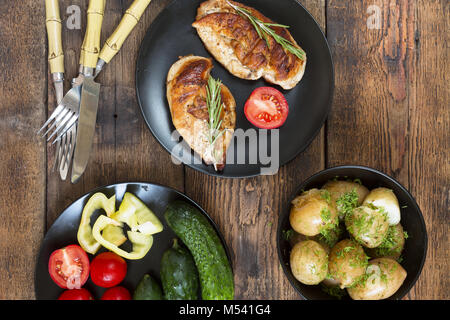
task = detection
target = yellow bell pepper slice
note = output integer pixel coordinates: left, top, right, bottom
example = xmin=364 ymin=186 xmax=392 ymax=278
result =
xmin=102 ymin=224 xmax=127 ymax=247
xmin=77 ymin=193 xmax=116 ymax=254
xmin=92 ymin=215 xmax=154 ymax=260
xmin=110 ymin=192 xmax=163 ymax=236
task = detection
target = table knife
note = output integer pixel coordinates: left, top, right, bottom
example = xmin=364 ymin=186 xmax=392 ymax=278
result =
xmin=71 ymin=0 xmax=152 ymax=183
xmin=71 ymin=0 xmax=106 ymax=183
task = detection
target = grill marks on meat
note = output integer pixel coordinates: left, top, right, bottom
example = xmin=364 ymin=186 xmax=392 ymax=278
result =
xmin=173 ymin=59 xmax=210 ymax=121
xmin=199 ymin=12 xmax=296 ymax=80
xmin=175 ymin=59 xmax=210 ymax=87
xmin=192 ymin=0 xmax=306 ymax=90
xmin=166 ymin=56 xmax=236 ymax=171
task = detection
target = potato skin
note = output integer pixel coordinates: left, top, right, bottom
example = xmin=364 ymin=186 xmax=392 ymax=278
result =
xmin=290 ymin=240 xmax=329 ymax=285
xmin=347 ymin=258 xmax=407 ymax=300
xmin=345 ymin=205 xmax=390 ymax=248
xmin=366 ymin=223 xmax=406 ymax=260
xmin=363 ymin=187 xmax=401 ymax=225
xmin=289 ymin=189 xmax=338 ymax=237
xmin=322 ymin=180 xmax=369 ymax=220
xmin=328 ymin=239 xmax=368 ymax=289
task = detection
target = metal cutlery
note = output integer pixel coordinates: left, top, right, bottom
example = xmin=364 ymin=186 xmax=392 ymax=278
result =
xmin=71 ymin=0 xmax=152 ymax=183
xmin=41 ymin=0 xmax=152 ymax=183
xmin=44 ymin=0 xmax=69 ymax=178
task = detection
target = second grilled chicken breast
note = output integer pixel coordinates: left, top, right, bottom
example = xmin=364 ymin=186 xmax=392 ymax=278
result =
xmin=192 ymin=0 xmax=306 ymax=90
xmin=167 ymin=55 xmax=236 ymax=171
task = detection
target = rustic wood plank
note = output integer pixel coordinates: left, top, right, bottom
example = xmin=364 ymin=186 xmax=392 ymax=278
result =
xmin=184 ymin=0 xmax=326 ymax=300
xmin=113 ymin=0 xmax=184 ymax=189
xmin=326 ymin=0 xmax=412 ymax=182
xmin=0 ymin=1 xmax=47 ymax=299
xmin=407 ymin=0 xmax=449 ymax=300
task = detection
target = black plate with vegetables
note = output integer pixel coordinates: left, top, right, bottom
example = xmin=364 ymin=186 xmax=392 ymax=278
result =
xmin=277 ymin=166 xmax=427 ymax=300
xmin=35 ymin=182 xmax=233 ymax=300
xmin=136 ymin=0 xmax=334 ymax=177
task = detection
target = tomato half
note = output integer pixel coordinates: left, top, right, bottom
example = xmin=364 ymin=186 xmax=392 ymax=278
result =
xmin=100 ymin=286 xmax=131 ymax=300
xmin=90 ymin=252 xmax=127 ymax=288
xmin=58 ymin=288 xmax=94 ymax=300
xmin=244 ymin=87 xmax=289 ymax=129
xmin=48 ymin=244 xmax=90 ymax=289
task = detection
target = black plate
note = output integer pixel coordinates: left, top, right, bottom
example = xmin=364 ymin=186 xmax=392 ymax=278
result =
xmin=277 ymin=166 xmax=428 ymax=300
xmin=35 ymin=182 xmax=231 ymax=300
xmin=136 ymin=0 xmax=334 ymax=178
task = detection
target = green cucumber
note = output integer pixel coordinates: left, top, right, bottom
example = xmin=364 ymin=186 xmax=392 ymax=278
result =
xmin=160 ymin=238 xmax=199 ymax=300
xmin=133 ymin=274 xmax=164 ymax=300
xmin=164 ymin=200 xmax=234 ymax=300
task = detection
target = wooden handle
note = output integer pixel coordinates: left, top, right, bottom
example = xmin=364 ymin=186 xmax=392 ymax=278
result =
xmin=80 ymin=0 xmax=106 ymax=68
xmin=45 ymin=0 xmax=64 ymax=73
xmin=99 ymin=0 xmax=152 ymax=63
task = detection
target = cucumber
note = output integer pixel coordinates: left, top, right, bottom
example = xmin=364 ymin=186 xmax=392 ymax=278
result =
xmin=133 ymin=274 xmax=164 ymax=300
xmin=160 ymin=238 xmax=199 ymax=300
xmin=164 ymin=200 xmax=234 ymax=300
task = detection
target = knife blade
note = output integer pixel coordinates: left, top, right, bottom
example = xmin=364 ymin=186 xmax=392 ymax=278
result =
xmin=71 ymin=76 xmax=100 ymax=183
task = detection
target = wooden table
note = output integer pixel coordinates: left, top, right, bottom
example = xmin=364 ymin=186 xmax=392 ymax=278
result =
xmin=0 ymin=0 xmax=447 ymax=300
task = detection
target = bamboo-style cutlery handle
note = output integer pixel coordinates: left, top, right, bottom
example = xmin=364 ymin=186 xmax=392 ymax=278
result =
xmin=80 ymin=0 xmax=106 ymax=69
xmin=95 ymin=0 xmax=152 ymax=76
xmin=99 ymin=0 xmax=152 ymax=63
xmin=45 ymin=0 xmax=64 ymax=74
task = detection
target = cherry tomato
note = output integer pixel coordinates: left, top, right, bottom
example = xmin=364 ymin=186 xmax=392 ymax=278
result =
xmin=58 ymin=288 xmax=94 ymax=300
xmin=48 ymin=244 xmax=90 ymax=289
xmin=244 ymin=87 xmax=289 ymax=129
xmin=90 ymin=252 xmax=127 ymax=288
xmin=100 ymin=286 xmax=131 ymax=300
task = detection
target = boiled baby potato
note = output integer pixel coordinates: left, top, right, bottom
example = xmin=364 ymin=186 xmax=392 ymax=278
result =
xmin=328 ymin=239 xmax=368 ymax=288
xmin=363 ymin=187 xmax=401 ymax=225
xmin=322 ymin=180 xmax=369 ymax=220
xmin=347 ymin=258 xmax=407 ymax=300
xmin=290 ymin=189 xmax=338 ymax=237
xmin=321 ymin=276 xmax=341 ymax=287
xmin=366 ymin=223 xmax=406 ymax=260
xmin=290 ymin=240 xmax=329 ymax=285
xmin=345 ymin=205 xmax=390 ymax=248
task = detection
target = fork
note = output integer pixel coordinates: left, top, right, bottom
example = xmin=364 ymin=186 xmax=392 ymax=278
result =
xmin=44 ymin=0 xmax=71 ymax=176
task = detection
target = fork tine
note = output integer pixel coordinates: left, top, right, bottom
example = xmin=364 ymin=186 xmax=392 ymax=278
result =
xmin=47 ymin=109 xmax=76 ymax=141
xmin=52 ymin=138 xmax=63 ymax=172
xmin=60 ymin=129 xmax=74 ymax=173
xmin=59 ymin=133 xmax=69 ymax=171
xmin=41 ymin=107 xmax=70 ymax=138
xmin=52 ymin=114 xmax=78 ymax=144
xmin=37 ymin=104 xmax=65 ymax=134
xmin=47 ymin=111 xmax=74 ymax=142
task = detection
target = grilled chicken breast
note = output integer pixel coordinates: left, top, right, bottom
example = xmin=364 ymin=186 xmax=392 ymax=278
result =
xmin=192 ymin=0 xmax=306 ymax=90
xmin=166 ymin=55 xmax=236 ymax=171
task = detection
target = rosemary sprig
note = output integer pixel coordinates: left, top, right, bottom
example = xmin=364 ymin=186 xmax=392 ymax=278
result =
xmin=226 ymin=0 xmax=305 ymax=60
xmin=206 ymin=76 xmax=225 ymax=147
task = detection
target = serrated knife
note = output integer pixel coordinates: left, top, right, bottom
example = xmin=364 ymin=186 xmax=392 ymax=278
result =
xmin=71 ymin=0 xmax=153 ymax=183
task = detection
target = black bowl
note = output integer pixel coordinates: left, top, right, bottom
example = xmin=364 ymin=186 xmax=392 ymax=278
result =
xmin=277 ymin=165 xmax=427 ymax=300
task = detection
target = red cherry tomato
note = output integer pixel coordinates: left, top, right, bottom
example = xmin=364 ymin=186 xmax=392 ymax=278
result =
xmin=90 ymin=252 xmax=127 ymax=288
xmin=58 ymin=288 xmax=94 ymax=300
xmin=48 ymin=244 xmax=90 ymax=289
xmin=101 ymin=286 xmax=131 ymax=300
xmin=244 ymin=87 xmax=289 ymax=129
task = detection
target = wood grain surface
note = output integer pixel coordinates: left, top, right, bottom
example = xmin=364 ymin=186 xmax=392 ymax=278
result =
xmin=0 ymin=0 xmax=447 ymax=300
